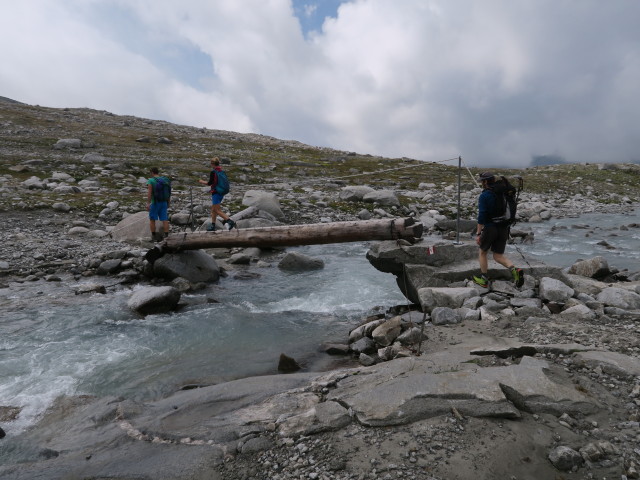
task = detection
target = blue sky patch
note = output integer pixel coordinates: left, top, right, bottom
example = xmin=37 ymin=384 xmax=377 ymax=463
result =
xmin=292 ymin=0 xmax=349 ymax=37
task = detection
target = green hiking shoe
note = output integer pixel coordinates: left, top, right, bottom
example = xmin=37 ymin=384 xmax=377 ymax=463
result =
xmin=511 ymin=267 xmax=525 ymax=288
xmin=473 ymin=274 xmax=490 ymax=288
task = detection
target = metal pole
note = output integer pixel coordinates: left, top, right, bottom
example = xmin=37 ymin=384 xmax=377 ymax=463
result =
xmin=455 ymin=156 xmax=461 ymax=244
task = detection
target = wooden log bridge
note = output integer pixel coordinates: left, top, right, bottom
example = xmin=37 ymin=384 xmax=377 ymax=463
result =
xmin=162 ymin=217 xmax=423 ymax=252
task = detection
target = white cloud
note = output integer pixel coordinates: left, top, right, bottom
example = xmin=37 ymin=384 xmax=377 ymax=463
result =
xmin=1 ymin=0 xmax=639 ymax=166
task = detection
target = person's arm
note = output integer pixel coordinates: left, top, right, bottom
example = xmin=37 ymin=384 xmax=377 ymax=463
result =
xmin=476 ymin=191 xmax=490 ymax=241
xmin=147 ymin=183 xmax=153 ymax=210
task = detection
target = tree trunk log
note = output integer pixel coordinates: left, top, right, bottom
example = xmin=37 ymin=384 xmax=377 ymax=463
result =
xmin=163 ymin=218 xmax=423 ymax=251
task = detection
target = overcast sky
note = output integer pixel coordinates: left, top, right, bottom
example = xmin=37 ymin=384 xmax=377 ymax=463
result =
xmin=1 ymin=0 xmax=639 ymax=167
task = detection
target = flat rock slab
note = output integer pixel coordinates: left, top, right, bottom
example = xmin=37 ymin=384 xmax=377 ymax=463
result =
xmin=573 ymin=351 xmax=640 ymax=378
xmin=328 ymin=355 xmax=599 ymax=426
xmin=128 ymin=372 xmax=320 ymax=443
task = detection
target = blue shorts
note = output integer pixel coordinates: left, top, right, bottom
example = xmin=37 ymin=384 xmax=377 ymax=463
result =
xmin=211 ymin=193 xmax=224 ymax=205
xmin=149 ymin=201 xmax=168 ymax=221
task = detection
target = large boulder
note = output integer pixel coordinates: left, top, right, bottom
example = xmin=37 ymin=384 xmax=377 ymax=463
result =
xmin=596 ymin=287 xmax=640 ymax=310
xmin=362 ymin=190 xmax=400 ymax=207
xmin=418 ymin=287 xmax=478 ymax=312
xmin=242 ymin=190 xmax=285 ymax=220
xmin=539 ymin=277 xmax=574 ymax=303
xmin=339 ymin=185 xmax=375 ymax=202
xmin=153 ymin=250 xmax=220 ymax=283
xmin=127 ymin=286 xmax=181 ymax=315
xmin=568 ymin=256 xmax=610 ymax=279
xmin=111 ymin=211 xmax=155 ymax=242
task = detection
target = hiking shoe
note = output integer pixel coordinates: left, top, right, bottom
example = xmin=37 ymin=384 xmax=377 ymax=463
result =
xmin=225 ymin=219 xmax=236 ymax=230
xmin=151 ymin=232 xmax=161 ymax=242
xmin=511 ymin=267 xmax=525 ymax=288
xmin=473 ymin=274 xmax=490 ymax=288
xmin=206 ymin=223 xmax=216 ymax=232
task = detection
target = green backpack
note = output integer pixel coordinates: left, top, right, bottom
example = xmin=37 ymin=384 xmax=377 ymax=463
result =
xmin=153 ymin=176 xmax=171 ymax=202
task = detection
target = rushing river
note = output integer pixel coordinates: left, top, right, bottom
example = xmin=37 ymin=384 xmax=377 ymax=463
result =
xmin=1 ymin=209 xmax=639 ymax=439
xmin=0 ymin=242 xmax=406 ymax=436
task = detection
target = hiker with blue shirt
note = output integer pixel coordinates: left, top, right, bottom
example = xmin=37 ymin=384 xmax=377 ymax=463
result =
xmin=473 ymin=171 xmax=524 ymax=288
xmin=147 ymin=167 xmax=171 ymax=242
xmin=198 ymin=157 xmax=236 ymax=232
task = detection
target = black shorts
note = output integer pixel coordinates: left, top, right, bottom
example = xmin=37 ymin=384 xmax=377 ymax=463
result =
xmin=479 ymin=224 xmax=509 ymax=254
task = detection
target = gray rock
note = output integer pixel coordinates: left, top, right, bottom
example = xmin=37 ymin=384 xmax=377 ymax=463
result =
xmin=371 ymin=317 xmax=402 ymax=346
xmin=228 ymin=252 xmax=253 ymax=265
xmin=357 ymin=209 xmax=372 ymax=220
xmin=111 ymin=211 xmax=156 ymax=242
xmin=127 ymin=286 xmax=181 ymax=315
xmin=510 ymin=297 xmax=542 ymax=309
xmin=67 ymin=226 xmax=89 ymax=235
xmin=548 ymin=446 xmax=583 ymax=471
xmin=53 ymin=138 xmax=83 ymax=149
xmin=81 ymin=153 xmax=108 ymax=163
xmin=351 ymin=337 xmax=376 ymax=354
xmin=240 ymin=436 xmax=273 ymax=454
xmin=358 ymin=353 xmax=376 ymax=366
xmin=339 ymin=186 xmax=375 ymax=202
xmin=378 ymin=344 xmax=400 ymax=361
xmin=97 ymin=259 xmax=121 ymax=275
xmin=323 ymin=343 xmax=350 ymax=355
xmin=539 ymin=277 xmax=574 ymax=302
xmin=418 ymin=287 xmax=478 ymax=312
xmin=568 ymin=256 xmax=610 ymax=279
xmin=362 ymin=190 xmax=400 ymax=206
xmin=397 ymin=327 xmax=428 ymax=345
xmin=153 ymin=250 xmax=220 ymax=283
xmin=559 ymin=304 xmax=597 ymax=320
xmin=170 ymin=212 xmax=192 ymax=225
xmin=242 ymin=190 xmax=285 ymax=220
xmin=22 ymin=176 xmax=46 ymax=189
xmin=278 ymin=252 xmax=324 ymax=271
xmin=431 ymin=306 xmax=460 ymax=325
xmin=596 ymin=287 xmax=640 ymax=310
xmin=328 ymin=356 xmax=597 ymax=426
xmin=348 ymin=318 xmax=385 ymax=343
xmin=574 ymin=351 xmax=640 ymax=378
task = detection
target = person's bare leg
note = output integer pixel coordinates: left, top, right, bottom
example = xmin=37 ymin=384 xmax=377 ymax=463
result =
xmin=492 ymin=252 xmax=514 ymax=269
xmin=479 ymin=249 xmax=489 ymax=273
xmin=213 ymin=204 xmax=229 ymax=222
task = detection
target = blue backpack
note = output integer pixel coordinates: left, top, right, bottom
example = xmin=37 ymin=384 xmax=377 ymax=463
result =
xmin=153 ymin=176 xmax=171 ymax=202
xmin=214 ymin=170 xmax=230 ymax=195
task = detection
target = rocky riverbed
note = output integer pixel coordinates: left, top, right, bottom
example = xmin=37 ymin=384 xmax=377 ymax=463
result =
xmin=2 ymin=99 xmax=640 ymax=479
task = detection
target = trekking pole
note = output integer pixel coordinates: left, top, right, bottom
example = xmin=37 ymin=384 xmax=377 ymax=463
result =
xmin=455 ymin=156 xmax=462 ymax=244
xmin=189 ymin=187 xmax=196 ymax=232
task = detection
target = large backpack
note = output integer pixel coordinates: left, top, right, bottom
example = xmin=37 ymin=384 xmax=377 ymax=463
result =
xmin=490 ymin=176 xmax=518 ymax=226
xmin=153 ymin=176 xmax=171 ymax=202
xmin=214 ymin=170 xmax=230 ymax=195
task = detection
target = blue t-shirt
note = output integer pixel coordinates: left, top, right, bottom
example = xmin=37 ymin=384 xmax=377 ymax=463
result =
xmin=477 ymin=189 xmax=496 ymax=226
